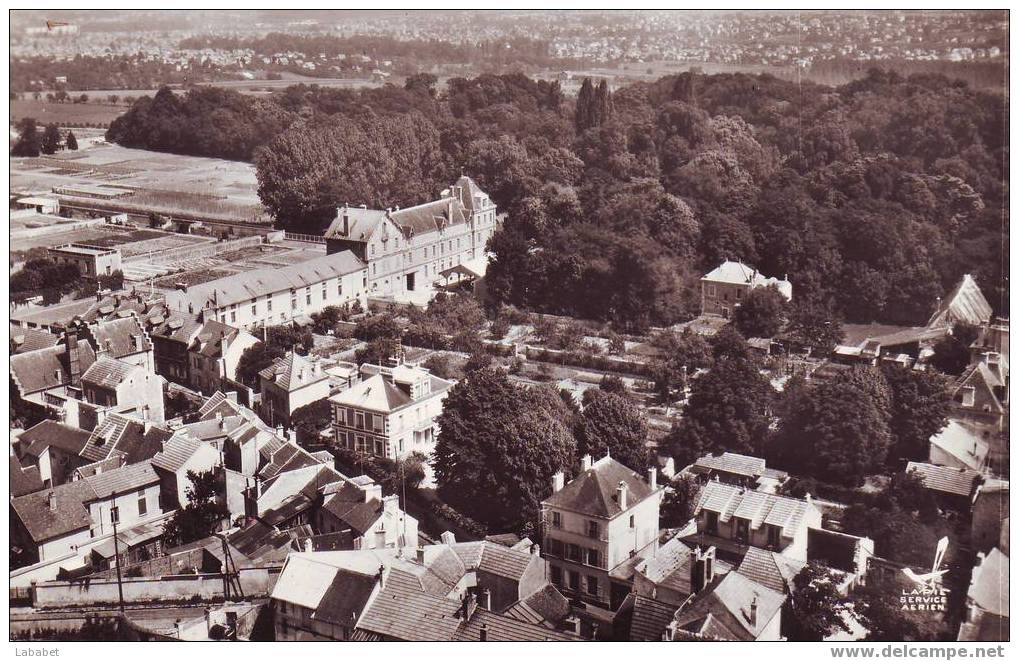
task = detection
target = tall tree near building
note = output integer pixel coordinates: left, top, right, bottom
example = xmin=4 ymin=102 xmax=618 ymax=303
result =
xmin=162 ymin=470 xmax=228 ymax=548
xmin=433 ymin=368 xmax=577 ymax=532
xmin=41 ymin=123 xmax=62 ymax=154
xmin=65 ymin=130 xmax=78 ymax=150
xmin=12 ymin=117 xmax=41 ymax=156
xmin=881 ymin=365 xmax=951 ymax=465
xmin=775 ymin=366 xmax=893 ymax=485
xmin=732 ymin=285 xmax=788 ymax=338
xmin=784 ymin=564 xmax=851 ymax=641
xmin=575 ymin=78 xmax=595 ymax=133
xmin=660 ymin=474 xmax=701 ymax=528
xmin=575 ymin=389 xmax=650 ymax=471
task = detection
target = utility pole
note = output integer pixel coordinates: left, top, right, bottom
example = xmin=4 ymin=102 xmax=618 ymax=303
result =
xmin=111 ymin=502 xmax=125 ymax=613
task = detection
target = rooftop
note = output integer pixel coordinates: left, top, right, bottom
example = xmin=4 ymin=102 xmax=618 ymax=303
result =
xmin=544 ymin=454 xmax=658 ymax=519
xmin=906 ymin=461 xmax=982 ymax=497
xmin=694 ymin=481 xmax=818 ymax=539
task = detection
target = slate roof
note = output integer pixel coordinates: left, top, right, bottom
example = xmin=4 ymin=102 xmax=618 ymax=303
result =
xmin=928 ymin=274 xmax=993 ymax=329
xmin=453 ymin=608 xmax=578 ymax=642
xmin=544 ymin=455 xmax=658 ymax=518
xmin=150 ymin=436 xmax=207 ymax=473
xmin=175 ymin=251 xmax=365 ymax=310
xmin=356 ymin=568 xmax=464 ymax=641
xmin=19 ymin=420 xmax=92 ymax=458
xmin=323 ymin=207 xmax=390 ymax=241
xmin=954 ymin=362 xmax=1006 ymax=415
xmin=968 ymin=548 xmax=1009 ymax=618
xmin=10 ymin=454 xmax=45 ymax=498
xmin=88 ymin=315 xmax=151 ymax=358
xmin=672 ymin=571 xmax=786 ymax=641
xmin=86 ymin=461 xmax=159 ymax=499
xmin=701 ymin=261 xmax=792 ymax=299
xmin=10 ymin=340 xmax=96 ymax=395
xmin=10 ymin=324 xmax=59 ymax=354
xmin=627 ymin=594 xmax=679 ymax=641
xmin=503 ymin=584 xmax=571 ymax=628
xmin=80 ymin=356 xmax=139 ymax=389
xmin=192 ymin=320 xmax=241 ymax=358
xmin=330 ymin=373 xmax=414 ymax=413
xmin=929 ymin=419 xmax=991 ymax=472
xmin=79 ymin=415 xmax=174 ymax=465
xmin=11 ymin=479 xmax=96 ymax=542
xmin=694 ymin=452 xmax=767 ymax=478
xmin=735 ymin=546 xmax=806 ymax=595
xmin=314 ymin=571 xmax=378 ymax=626
xmin=906 ymin=462 xmax=982 ymax=498
xmin=149 ymin=311 xmax=203 ymax=343
xmin=259 ymin=352 xmax=327 ymax=392
xmin=694 ymin=481 xmax=817 ymax=538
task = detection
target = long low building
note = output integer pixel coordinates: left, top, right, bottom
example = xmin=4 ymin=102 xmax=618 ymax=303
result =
xmin=164 ymin=251 xmax=368 ymax=331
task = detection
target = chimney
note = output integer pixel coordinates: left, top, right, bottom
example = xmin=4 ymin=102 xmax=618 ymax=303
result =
xmin=382 ymin=494 xmax=399 ymax=514
xmin=690 ymin=546 xmax=716 ymax=594
xmin=480 ymin=588 xmax=492 ymax=611
xmin=551 ymin=470 xmax=565 ymax=493
xmin=580 ymin=454 xmax=592 ymax=471
xmin=748 ymin=596 xmax=758 ymax=628
xmin=65 ymin=328 xmax=80 ymax=384
xmin=648 ymin=467 xmax=657 ymax=490
xmin=416 ymin=547 xmax=426 ymax=564
xmin=374 ymin=526 xmax=387 ymax=549
xmin=133 ymin=334 xmax=144 ymax=352
xmin=48 ymin=492 xmax=57 ymax=511
xmin=440 ymin=531 xmax=456 ymax=545
xmin=377 ymin=564 xmax=386 ymax=589
xmin=479 ymin=623 xmax=488 ymax=642
xmin=303 ymin=537 xmax=313 ymax=552
xmin=616 ymin=481 xmax=628 ymax=510
xmin=530 ymin=543 xmax=540 ymax=556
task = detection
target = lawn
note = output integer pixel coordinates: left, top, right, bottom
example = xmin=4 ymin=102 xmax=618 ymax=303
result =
xmin=10 ymin=99 xmax=126 ymax=127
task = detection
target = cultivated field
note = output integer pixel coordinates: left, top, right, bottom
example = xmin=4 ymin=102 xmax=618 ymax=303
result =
xmin=9 ymin=99 xmax=126 ymax=126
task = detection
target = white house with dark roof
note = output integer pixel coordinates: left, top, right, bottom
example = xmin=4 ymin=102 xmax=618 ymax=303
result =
xmin=700 ymin=260 xmax=792 ymax=318
xmin=164 ymin=251 xmax=368 ymax=330
xmin=16 ymin=420 xmax=93 ymax=487
xmin=688 ymin=481 xmax=822 ymax=563
xmin=541 ymin=453 xmax=664 ymax=610
xmin=80 ymin=355 xmax=166 ymax=423
xmin=186 ymin=320 xmax=259 ymax=395
xmin=151 ymin=435 xmax=221 ymax=509
xmin=259 ymin=351 xmax=331 ymax=428
xmin=323 ymin=176 xmax=499 ymax=302
xmin=329 ymin=358 xmax=453 ymax=485
xmin=683 ymin=452 xmax=788 ymax=493
xmin=664 ymin=570 xmax=786 ymax=641
xmin=958 ymin=547 xmax=1009 ymax=641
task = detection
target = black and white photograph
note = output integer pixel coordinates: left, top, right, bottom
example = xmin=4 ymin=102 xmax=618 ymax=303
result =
xmin=6 ymin=7 xmax=1010 ymax=651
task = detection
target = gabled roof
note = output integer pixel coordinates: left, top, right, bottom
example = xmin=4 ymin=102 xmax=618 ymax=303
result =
xmin=736 ymin=546 xmax=806 ymax=595
xmin=954 ymin=362 xmax=1005 ymax=415
xmin=79 ymin=415 xmax=174 ymax=465
xmin=314 ymin=570 xmax=378 ymax=626
xmin=626 ymin=594 xmax=678 ymax=641
xmin=671 ymin=571 xmax=785 ymax=641
xmin=323 ymin=207 xmax=390 ymax=242
xmin=10 ymin=324 xmax=59 ymax=354
xmin=149 ymin=312 xmax=203 ymax=343
xmin=452 ymin=608 xmax=578 ymax=642
xmin=330 ymin=373 xmax=413 ymax=413
xmin=356 ymin=569 xmax=464 ymax=641
xmin=694 ymin=452 xmax=767 ymax=478
xmin=19 ymin=420 xmax=91 ymax=458
xmin=503 ymin=584 xmax=570 ymax=628
xmin=10 ymin=340 xmax=96 ymax=395
xmin=968 ymin=548 xmax=1009 ymax=618
xmin=10 ymin=454 xmax=44 ymax=498
xmin=544 ymin=455 xmax=657 ymax=519
xmin=928 ymin=274 xmax=993 ymax=329
xmin=86 ymin=461 xmax=160 ymax=499
xmin=446 ymin=540 xmax=538 ymax=582
xmin=929 ymin=419 xmax=991 ymax=472
xmin=906 ymin=462 xmax=981 ymax=498
xmin=80 ymin=355 xmax=141 ymax=390
xmin=174 ymin=252 xmax=365 ymax=311
xmin=11 ymin=479 xmax=96 ymax=542
xmin=635 ymin=536 xmax=735 ymax=596
xmin=151 ymin=435 xmax=208 ymax=474
xmin=192 ymin=320 xmax=241 ymax=358
xmin=88 ymin=315 xmax=152 ymax=357
xmin=701 ymin=261 xmax=792 ymax=299
xmin=259 ymin=352 xmax=327 ymax=392
xmin=694 ymin=482 xmax=817 ymax=538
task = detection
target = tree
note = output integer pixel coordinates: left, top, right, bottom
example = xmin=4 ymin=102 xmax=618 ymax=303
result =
xmin=354 ymin=313 xmax=402 ymax=341
xmin=65 ymin=130 xmax=79 ymax=151
xmin=881 ymin=365 xmax=951 ymax=465
xmin=291 ymin=399 xmax=332 ymax=445
xmin=575 ymin=389 xmax=650 ymax=471
xmin=433 ymin=368 xmax=576 ymax=532
xmin=710 ymin=324 xmax=753 ymax=362
xmin=666 ymin=354 xmax=773 ymax=467
xmin=41 ymin=123 xmax=62 ymax=154
xmin=162 ymin=470 xmax=228 ymax=548
xmin=775 ymin=366 xmax=893 ymax=485
xmin=660 ymin=474 xmax=700 ymax=528
xmin=853 ymin=581 xmax=946 ymax=642
xmin=784 ymin=563 xmax=851 ymax=641
xmin=784 ymin=299 xmax=844 ymax=354
xmin=732 ymin=285 xmax=788 ymax=338
xmin=929 ymin=335 xmax=971 ymax=375
xmin=236 ymin=326 xmax=313 ymax=385
xmin=11 ymin=117 xmax=41 ymax=156
xmin=310 ymin=305 xmax=344 ymax=334
xmin=355 ymin=336 xmax=402 ymax=366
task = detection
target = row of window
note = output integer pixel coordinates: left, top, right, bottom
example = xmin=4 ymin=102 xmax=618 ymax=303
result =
xmin=336 ymin=430 xmax=393 ymax=458
xmin=216 ymin=279 xmax=352 ymax=325
xmin=703 ymin=511 xmax=782 ymax=546
xmin=550 ymin=564 xmax=599 ymax=597
xmin=550 ymin=511 xmax=634 ymax=536
xmin=544 ymin=537 xmax=602 ymax=569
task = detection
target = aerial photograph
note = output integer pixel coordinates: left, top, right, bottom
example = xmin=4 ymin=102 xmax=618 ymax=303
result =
xmin=6 ymin=8 xmax=1009 ymax=651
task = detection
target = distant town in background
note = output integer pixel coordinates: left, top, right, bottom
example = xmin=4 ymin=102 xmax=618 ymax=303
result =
xmin=7 ymin=9 xmax=1008 ymax=647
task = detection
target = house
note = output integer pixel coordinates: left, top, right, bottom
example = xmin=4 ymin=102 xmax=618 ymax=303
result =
xmin=10 ymin=460 xmax=164 ymax=566
xmin=329 ymin=356 xmax=453 ymax=485
xmin=81 ymin=315 xmax=155 ymax=372
xmin=16 ymin=420 xmax=92 ymax=487
xmin=970 ymin=319 xmax=1009 ymax=363
xmin=906 ymin=461 xmax=982 ymax=510
xmin=80 ymin=356 xmax=165 ymax=423
xmin=10 ymin=331 xmax=96 ymax=416
xmin=971 ymin=479 xmax=1009 ymax=554
xmin=542 ymin=453 xmax=664 ymax=610
xmin=664 ymin=570 xmax=786 ymax=641
xmin=682 ymin=452 xmax=788 ymax=493
xmin=164 ymin=251 xmax=368 ymax=331
xmin=686 ymin=481 xmax=823 ymax=563
xmin=632 ymin=537 xmax=733 ymax=607
xmin=270 ymin=539 xmax=577 ymax=641
xmin=927 ymin=274 xmax=993 ymax=329
xmin=259 ymin=352 xmax=331 ymax=428
xmin=47 ymin=243 xmax=122 ymax=280
xmin=314 ymin=478 xmax=418 ymax=551
xmin=929 ymin=419 xmax=998 ymax=474
xmin=699 ymin=260 xmax=792 ymax=318
xmin=323 ymin=176 xmax=500 ymax=301
xmin=952 ymin=358 xmax=1008 ymax=431
xmin=187 ymin=320 xmax=260 ymax=395
xmin=10 ymin=324 xmax=59 ymax=355
xmin=149 ymin=313 xmax=203 ymax=386
xmin=151 ymin=435 xmax=222 ymax=509
xmin=10 ymin=453 xmax=45 ymax=498
xmin=958 ymin=548 xmax=1009 ymax=641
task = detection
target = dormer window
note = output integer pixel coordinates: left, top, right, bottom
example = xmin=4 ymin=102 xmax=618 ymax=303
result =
xmin=957 ymin=386 xmax=976 ymax=407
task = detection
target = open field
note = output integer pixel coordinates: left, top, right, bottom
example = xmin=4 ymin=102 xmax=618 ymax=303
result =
xmin=9 ymin=143 xmax=270 ymax=223
xmin=9 ymin=99 xmax=126 ymax=126
xmin=144 ymin=242 xmax=328 ymax=290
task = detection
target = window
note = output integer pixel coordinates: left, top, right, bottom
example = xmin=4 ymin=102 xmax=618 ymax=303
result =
xmin=251 ymin=303 xmax=257 ymax=316
xmin=545 ymin=538 xmax=563 ymax=557
xmin=110 ymin=505 xmax=120 ymax=525
xmin=629 ymin=515 xmax=635 ymax=529
xmin=707 ymin=284 xmax=717 ymax=298
xmin=337 ymin=279 xmax=343 ymax=297
xmin=322 ymin=283 xmax=328 ymax=300
xmin=568 ymin=571 xmax=580 ymax=593
xmin=706 ymin=511 xmax=719 ymax=535
xmin=356 ymin=412 xmax=365 ymax=430
xmin=566 ymin=543 xmax=581 ymax=563
xmin=336 ymin=431 xmax=347 ymax=447
xmin=767 ymin=524 xmax=781 ymax=548
xmin=230 ymin=311 xmax=236 ymax=323
xmin=587 ymin=548 xmax=600 ymax=568
xmin=550 ymin=565 xmax=563 ymax=586
xmin=587 ymin=520 xmax=600 ymax=539
xmin=586 ymin=575 xmax=598 ymax=596
xmin=551 ymin=511 xmax=562 ymax=529
xmin=372 ymin=414 xmax=384 ymax=433
xmin=735 ymin=517 xmax=750 ymax=543
xmin=335 ymin=408 xmax=346 ymax=425
xmin=267 ymin=297 xmax=273 ymax=312
xmin=137 ymin=494 xmax=147 ymax=516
